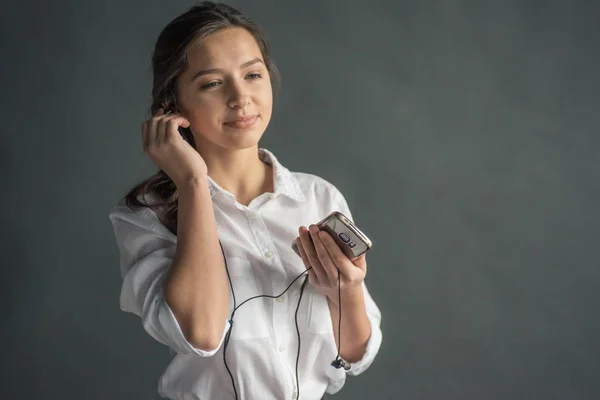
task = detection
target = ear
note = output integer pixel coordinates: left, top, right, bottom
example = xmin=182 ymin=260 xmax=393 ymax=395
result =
xmin=173 ymin=100 xmax=185 ymax=115
xmin=161 ymin=92 xmax=179 ymax=114
xmin=160 ymin=101 xmax=173 ymax=114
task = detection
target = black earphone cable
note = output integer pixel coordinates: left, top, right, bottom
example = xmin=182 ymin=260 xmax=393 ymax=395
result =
xmin=294 ymin=276 xmax=310 ymax=399
xmin=219 ymin=240 xmax=344 ymax=400
xmin=331 ymin=268 xmax=345 ymax=368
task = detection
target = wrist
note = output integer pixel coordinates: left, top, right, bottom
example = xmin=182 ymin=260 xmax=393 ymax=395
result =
xmin=176 ymin=174 xmax=209 ymax=193
xmin=328 ymin=284 xmax=364 ymax=306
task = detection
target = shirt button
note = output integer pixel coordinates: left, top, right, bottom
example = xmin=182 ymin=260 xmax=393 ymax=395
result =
xmin=269 ymin=193 xmax=276 ymax=199
xmin=265 ymin=251 xmax=273 ymax=259
xmin=291 ymin=391 xmax=298 ymax=400
xmin=278 ymin=344 xmax=286 ymax=352
xmin=276 ymin=296 xmax=284 ymax=303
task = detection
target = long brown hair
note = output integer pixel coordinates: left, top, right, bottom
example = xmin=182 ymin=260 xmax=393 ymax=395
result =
xmin=123 ymin=1 xmax=280 ymax=234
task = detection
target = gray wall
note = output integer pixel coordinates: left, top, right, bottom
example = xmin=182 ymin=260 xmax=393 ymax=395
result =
xmin=3 ymin=0 xmax=599 ymax=399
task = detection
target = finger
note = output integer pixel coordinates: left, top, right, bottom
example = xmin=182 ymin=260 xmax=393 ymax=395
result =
xmin=156 ymin=116 xmax=168 ymax=143
xmin=296 ymin=239 xmax=319 ymax=285
xmin=177 ymin=115 xmax=191 ymax=129
xmin=318 ymin=230 xmax=356 ymax=278
xmin=148 ymin=113 xmax=161 ymax=145
xmin=306 ymin=268 xmax=318 ymax=286
xmin=310 ymin=225 xmax=338 ymax=286
xmin=295 ymin=237 xmax=311 ymax=269
xmin=150 ymin=108 xmax=173 ymax=144
xmin=299 ymin=226 xmax=327 ymax=284
xmin=351 ymin=253 xmax=368 ymax=272
xmin=164 ymin=116 xmax=191 ymax=140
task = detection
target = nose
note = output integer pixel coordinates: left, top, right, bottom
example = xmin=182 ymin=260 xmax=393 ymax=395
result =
xmin=227 ymin=81 xmax=250 ymax=109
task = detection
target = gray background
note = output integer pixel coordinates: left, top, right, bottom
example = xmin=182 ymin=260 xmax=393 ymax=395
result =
xmin=2 ymin=0 xmax=599 ymax=399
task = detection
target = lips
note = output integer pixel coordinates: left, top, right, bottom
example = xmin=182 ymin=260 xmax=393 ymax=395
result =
xmin=224 ymin=115 xmax=259 ymax=129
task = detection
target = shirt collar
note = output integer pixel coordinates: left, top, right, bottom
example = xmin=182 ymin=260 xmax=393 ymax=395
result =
xmin=207 ymin=148 xmax=306 ymax=203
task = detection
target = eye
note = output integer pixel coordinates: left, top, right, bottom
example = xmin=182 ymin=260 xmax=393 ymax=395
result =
xmin=246 ymin=73 xmax=263 ymax=80
xmin=200 ymin=81 xmax=221 ymax=90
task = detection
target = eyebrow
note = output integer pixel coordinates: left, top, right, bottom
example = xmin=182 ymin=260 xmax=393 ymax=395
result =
xmin=190 ymin=58 xmax=265 ymax=81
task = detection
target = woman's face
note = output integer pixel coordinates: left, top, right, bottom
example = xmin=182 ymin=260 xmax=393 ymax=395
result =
xmin=176 ymin=27 xmax=273 ymax=152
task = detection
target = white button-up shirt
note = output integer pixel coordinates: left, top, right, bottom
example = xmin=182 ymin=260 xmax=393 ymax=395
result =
xmin=108 ymin=149 xmax=383 ymax=400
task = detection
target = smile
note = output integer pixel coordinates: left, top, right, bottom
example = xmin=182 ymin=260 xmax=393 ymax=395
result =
xmin=224 ymin=115 xmax=259 ymax=129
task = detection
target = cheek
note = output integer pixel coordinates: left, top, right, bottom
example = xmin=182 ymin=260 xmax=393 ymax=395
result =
xmin=257 ymin=87 xmax=273 ymax=115
xmin=187 ymin=97 xmax=224 ymax=128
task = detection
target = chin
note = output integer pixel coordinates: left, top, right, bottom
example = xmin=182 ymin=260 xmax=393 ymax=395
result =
xmin=221 ymin=122 xmax=268 ymax=148
xmin=217 ymin=132 xmax=262 ymax=151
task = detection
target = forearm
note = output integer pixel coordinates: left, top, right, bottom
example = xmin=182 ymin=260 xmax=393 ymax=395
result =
xmin=163 ymin=177 xmax=229 ymax=351
xmin=327 ymin=285 xmax=371 ymax=363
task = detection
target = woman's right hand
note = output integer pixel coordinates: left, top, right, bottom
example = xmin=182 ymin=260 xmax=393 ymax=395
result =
xmin=142 ymin=108 xmax=208 ymax=187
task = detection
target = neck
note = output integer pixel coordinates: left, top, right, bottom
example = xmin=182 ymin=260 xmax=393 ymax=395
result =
xmin=198 ymin=144 xmax=273 ymax=206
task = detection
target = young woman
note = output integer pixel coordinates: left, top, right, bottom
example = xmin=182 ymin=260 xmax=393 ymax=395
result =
xmin=108 ymin=2 xmax=382 ymax=399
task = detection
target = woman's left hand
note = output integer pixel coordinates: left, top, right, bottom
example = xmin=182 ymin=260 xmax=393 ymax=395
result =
xmin=295 ymin=225 xmax=367 ymax=302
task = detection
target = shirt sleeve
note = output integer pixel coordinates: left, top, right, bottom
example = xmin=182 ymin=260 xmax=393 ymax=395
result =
xmin=332 ymin=188 xmax=383 ymax=376
xmin=108 ymin=202 xmax=229 ymax=357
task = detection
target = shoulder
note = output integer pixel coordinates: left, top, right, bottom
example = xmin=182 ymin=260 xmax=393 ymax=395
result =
xmin=264 ymin=148 xmax=344 ymax=203
xmin=289 ymin=171 xmax=347 ymax=207
xmin=108 ymin=194 xmax=173 ymax=240
xmin=108 ymin=197 xmax=152 ymax=228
